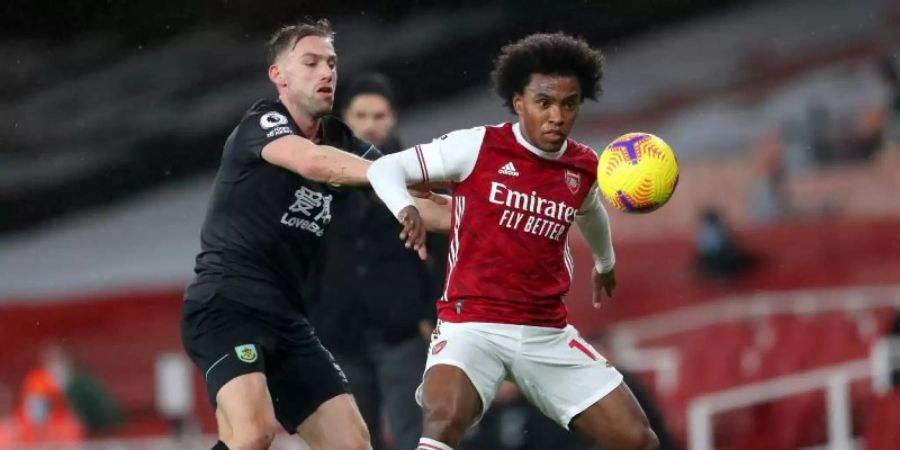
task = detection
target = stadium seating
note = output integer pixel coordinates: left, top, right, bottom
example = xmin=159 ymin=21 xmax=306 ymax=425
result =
xmin=864 ymin=390 xmax=900 ymax=450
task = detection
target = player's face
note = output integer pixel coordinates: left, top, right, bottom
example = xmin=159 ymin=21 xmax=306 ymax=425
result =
xmin=276 ymin=35 xmax=338 ymax=118
xmin=513 ymin=74 xmax=581 ymax=152
xmin=343 ymin=94 xmax=396 ymax=147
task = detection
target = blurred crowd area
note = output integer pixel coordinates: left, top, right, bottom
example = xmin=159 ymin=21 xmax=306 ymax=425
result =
xmin=2 ymin=0 xmax=900 ymax=449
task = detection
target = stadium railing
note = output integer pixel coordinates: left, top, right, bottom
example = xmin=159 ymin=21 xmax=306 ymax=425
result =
xmin=605 ymin=286 xmax=900 ymax=448
xmin=686 ymin=358 xmax=870 ymax=450
xmin=687 ymin=335 xmax=900 ymax=450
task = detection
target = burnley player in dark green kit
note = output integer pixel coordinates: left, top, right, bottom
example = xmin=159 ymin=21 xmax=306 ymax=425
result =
xmin=181 ymin=20 xmax=448 ymax=450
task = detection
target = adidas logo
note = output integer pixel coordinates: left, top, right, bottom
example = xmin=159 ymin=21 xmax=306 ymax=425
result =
xmin=498 ymin=162 xmax=519 ymax=176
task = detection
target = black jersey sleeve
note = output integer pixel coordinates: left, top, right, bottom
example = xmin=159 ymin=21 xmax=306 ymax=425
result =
xmin=232 ymin=106 xmax=300 ymax=165
xmin=321 ymin=116 xmax=383 ymax=161
xmin=354 ymin=137 xmax=383 ymax=161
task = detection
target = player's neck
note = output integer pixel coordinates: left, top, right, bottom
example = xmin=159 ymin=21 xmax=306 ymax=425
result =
xmin=295 ymin=116 xmax=322 ymax=143
xmin=280 ymin=97 xmax=322 ymax=142
xmin=513 ymin=122 xmax=565 ymax=157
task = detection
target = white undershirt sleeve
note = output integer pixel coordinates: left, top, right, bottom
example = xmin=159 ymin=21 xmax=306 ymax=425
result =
xmin=575 ymin=185 xmax=616 ymax=273
xmin=367 ymin=127 xmax=485 ymax=219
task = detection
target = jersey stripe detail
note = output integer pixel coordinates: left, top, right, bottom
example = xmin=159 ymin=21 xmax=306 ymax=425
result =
xmin=360 ymin=144 xmax=378 ymax=160
xmin=563 ymin=236 xmax=574 ymax=283
xmin=415 ymin=144 xmax=429 ymax=183
xmin=442 ymin=196 xmax=465 ymax=301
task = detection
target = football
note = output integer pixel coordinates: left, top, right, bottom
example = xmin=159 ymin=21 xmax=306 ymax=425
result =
xmin=597 ymin=132 xmax=679 ymax=213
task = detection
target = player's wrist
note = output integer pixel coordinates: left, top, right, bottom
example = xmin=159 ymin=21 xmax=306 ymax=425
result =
xmin=397 ymin=204 xmax=420 ymax=221
xmin=593 ymin=254 xmax=615 ymax=274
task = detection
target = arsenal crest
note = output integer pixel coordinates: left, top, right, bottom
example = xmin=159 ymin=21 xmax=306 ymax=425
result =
xmin=565 ymin=170 xmax=581 ymax=194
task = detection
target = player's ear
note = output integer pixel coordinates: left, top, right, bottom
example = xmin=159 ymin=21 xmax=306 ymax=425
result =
xmin=268 ymin=64 xmax=287 ymax=88
xmin=512 ymin=93 xmax=524 ymax=116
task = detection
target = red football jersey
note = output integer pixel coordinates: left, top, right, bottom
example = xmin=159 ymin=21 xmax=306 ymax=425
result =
xmin=437 ymin=123 xmax=598 ymax=328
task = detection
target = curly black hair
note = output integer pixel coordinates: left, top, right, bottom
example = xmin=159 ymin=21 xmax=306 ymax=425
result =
xmin=491 ymin=32 xmax=604 ymax=114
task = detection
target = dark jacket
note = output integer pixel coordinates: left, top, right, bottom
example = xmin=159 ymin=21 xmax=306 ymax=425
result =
xmin=308 ymin=135 xmax=447 ymax=354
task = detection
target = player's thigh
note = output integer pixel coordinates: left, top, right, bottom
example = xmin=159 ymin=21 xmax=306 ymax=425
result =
xmin=296 ymin=393 xmax=370 ymax=450
xmin=570 ymin=383 xmax=658 ymax=450
xmin=513 ymin=325 xmax=624 ymax=430
xmin=416 ymin=322 xmax=509 ymax=424
xmin=215 ymin=408 xmax=232 ymax=442
xmin=265 ymin=335 xmax=355 ymax=434
xmin=419 ymin=365 xmax=482 ymax=433
xmin=181 ymin=299 xmax=276 ymax=418
xmin=335 ymin=353 xmax=382 ymax=448
xmin=216 ymin=372 xmax=279 ymax=439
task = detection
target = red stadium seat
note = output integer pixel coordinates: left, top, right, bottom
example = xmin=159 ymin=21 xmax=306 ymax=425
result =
xmin=864 ymin=390 xmax=900 ymax=450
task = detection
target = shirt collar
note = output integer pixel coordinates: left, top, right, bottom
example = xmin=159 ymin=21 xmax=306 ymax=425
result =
xmin=512 ymin=122 xmax=567 ymax=160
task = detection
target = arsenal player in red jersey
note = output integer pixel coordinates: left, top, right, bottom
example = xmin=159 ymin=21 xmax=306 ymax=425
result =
xmin=368 ymin=33 xmax=659 ymax=450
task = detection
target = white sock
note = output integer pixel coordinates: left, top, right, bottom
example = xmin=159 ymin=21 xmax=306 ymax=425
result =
xmin=417 ymin=437 xmax=454 ymax=450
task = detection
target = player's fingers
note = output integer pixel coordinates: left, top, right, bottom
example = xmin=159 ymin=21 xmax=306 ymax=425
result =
xmin=398 ymin=211 xmax=410 ymax=242
xmin=413 ymin=223 xmax=426 ymax=251
xmin=417 ymin=244 xmax=428 ymax=261
xmin=401 ymin=222 xmax=415 ymax=248
xmin=407 ymin=221 xmax=423 ymax=250
xmin=414 ymin=220 xmax=427 ymax=247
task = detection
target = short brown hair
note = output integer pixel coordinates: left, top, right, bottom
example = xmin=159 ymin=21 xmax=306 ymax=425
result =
xmin=267 ymin=18 xmax=335 ymax=65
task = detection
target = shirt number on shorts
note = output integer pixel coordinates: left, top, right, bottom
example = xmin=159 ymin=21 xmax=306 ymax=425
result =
xmin=569 ymin=339 xmax=598 ymax=361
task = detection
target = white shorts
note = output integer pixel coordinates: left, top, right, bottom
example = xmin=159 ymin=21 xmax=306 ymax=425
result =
xmin=415 ymin=321 xmax=623 ymax=429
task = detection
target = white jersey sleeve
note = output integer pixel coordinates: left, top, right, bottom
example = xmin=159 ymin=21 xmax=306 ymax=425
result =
xmin=575 ymin=185 xmax=616 ymax=273
xmin=405 ymin=126 xmax=485 ymax=183
xmin=367 ymin=127 xmax=486 ymax=218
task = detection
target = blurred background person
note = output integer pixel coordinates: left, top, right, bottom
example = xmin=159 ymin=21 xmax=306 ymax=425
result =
xmin=309 ymin=72 xmax=447 ymax=450
xmin=341 ymin=73 xmax=404 ymax=158
xmin=11 ymin=365 xmax=85 ymax=445
xmin=746 ymin=132 xmax=789 ymax=223
xmin=2 ymin=344 xmax=121 ymax=446
xmin=39 ymin=344 xmax=123 ymax=434
xmin=694 ymin=208 xmax=757 ymax=279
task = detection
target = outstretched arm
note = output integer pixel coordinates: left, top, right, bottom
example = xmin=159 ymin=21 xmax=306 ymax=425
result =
xmin=262 ymin=135 xmax=373 ymax=186
xmin=368 ymin=128 xmax=484 ymax=258
xmin=368 ymin=152 xmax=452 ymax=260
xmin=575 ymin=186 xmax=617 ymax=309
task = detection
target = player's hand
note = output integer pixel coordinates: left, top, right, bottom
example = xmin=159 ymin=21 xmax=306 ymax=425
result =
xmin=592 ymin=268 xmax=616 ymax=309
xmin=409 ymin=185 xmax=450 ymax=206
xmin=398 ymin=205 xmax=428 ymax=260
